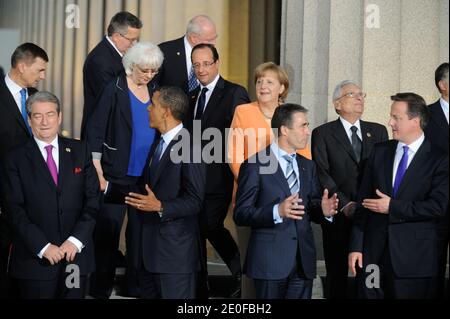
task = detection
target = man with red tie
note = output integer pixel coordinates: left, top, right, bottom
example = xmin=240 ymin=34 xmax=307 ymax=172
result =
xmin=349 ymin=93 xmax=449 ymax=299
xmin=0 ymin=91 xmax=100 ymax=298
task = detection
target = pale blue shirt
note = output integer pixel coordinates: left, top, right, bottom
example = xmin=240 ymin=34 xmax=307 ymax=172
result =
xmin=160 ymin=123 xmax=184 ymax=159
xmin=35 ymin=136 xmax=84 ymax=258
xmin=270 ymin=142 xmax=300 ymax=224
xmin=440 ymin=98 xmax=449 ymax=124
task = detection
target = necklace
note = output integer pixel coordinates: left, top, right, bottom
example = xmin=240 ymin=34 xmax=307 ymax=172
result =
xmin=259 ymin=106 xmax=273 ymax=120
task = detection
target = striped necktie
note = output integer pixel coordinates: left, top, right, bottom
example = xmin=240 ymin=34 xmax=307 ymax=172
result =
xmin=283 ymin=154 xmax=299 ymax=194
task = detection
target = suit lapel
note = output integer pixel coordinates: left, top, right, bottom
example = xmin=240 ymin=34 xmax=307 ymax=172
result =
xmin=0 ymin=79 xmax=31 ymax=136
xmin=384 ymin=141 xmax=397 ymax=196
xmin=266 ymin=150 xmax=291 ymax=197
xmin=395 ymin=140 xmax=430 ymax=198
xmin=25 ymin=139 xmax=56 ymax=189
xmin=58 ymin=138 xmax=74 ymax=192
xmin=116 ymin=76 xmax=132 ymax=129
xmin=331 ymin=119 xmax=358 ymax=164
xmin=296 ymin=155 xmax=309 ymax=202
xmin=201 ymin=77 xmax=225 ymax=124
xmin=431 ymin=101 xmax=449 ymax=138
xmin=150 ymin=135 xmax=182 ymax=187
xmin=360 ymin=120 xmax=375 ymax=161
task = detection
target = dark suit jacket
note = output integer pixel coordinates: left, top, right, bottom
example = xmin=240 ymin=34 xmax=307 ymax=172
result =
xmin=81 ymin=37 xmax=125 ymax=139
xmin=129 ymin=133 xmax=206 ymax=274
xmin=185 ymin=77 xmax=250 ymax=195
xmin=234 ymin=147 xmax=325 ymax=280
xmin=86 ymin=75 xmax=157 ymax=181
xmin=157 ymin=37 xmax=190 ymax=93
xmin=0 ymin=77 xmax=36 ymax=249
xmin=425 ymin=100 xmax=449 ymax=154
xmin=350 ymin=139 xmax=449 ymax=278
xmin=311 ymin=119 xmax=388 ymax=226
xmin=1 ymin=137 xmax=100 ymax=280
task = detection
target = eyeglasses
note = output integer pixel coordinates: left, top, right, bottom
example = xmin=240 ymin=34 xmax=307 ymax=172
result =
xmin=337 ymin=92 xmax=367 ymax=100
xmin=192 ymin=61 xmax=216 ymax=70
xmin=119 ymin=33 xmax=138 ymax=44
xmin=135 ymin=65 xmax=159 ymax=75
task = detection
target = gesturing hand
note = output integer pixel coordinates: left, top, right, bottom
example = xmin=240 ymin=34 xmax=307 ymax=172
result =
xmin=362 ymin=189 xmax=390 ymax=214
xmin=278 ymin=193 xmax=305 ymax=220
xmin=321 ymin=189 xmax=339 ymax=217
xmin=125 ymin=184 xmax=162 ymax=213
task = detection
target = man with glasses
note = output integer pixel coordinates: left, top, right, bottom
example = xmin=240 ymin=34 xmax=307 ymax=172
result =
xmin=157 ymin=15 xmax=218 ymax=95
xmin=311 ymin=80 xmax=388 ymax=299
xmin=81 ymin=11 xmax=142 ymax=140
xmin=185 ymin=43 xmax=249 ymax=298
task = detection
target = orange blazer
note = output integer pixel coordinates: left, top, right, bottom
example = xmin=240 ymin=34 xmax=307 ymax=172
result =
xmin=228 ymin=102 xmax=312 ymax=180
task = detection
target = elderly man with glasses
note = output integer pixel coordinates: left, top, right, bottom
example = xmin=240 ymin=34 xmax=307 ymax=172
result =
xmin=311 ymin=80 xmax=388 ymax=299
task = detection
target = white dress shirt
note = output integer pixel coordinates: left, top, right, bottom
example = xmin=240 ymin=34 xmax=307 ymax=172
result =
xmin=4 ymin=73 xmax=27 ymax=114
xmin=160 ymin=123 xmax=184 ymax=158
xmin=339 ymin=117 xmax=362 ymax=144
xmin=34 ymin=136 xmax=84 ymax=258
xmin=440 ymin=98 xmax=449 ymax=124
xmin=106 ymin=36 xmax=123 ymax=57
xmin=193 ymin=74 xmax=220 ymax=117
xmin=270 ymin=142 xmax=301 ymax=224
xmin=392 ymin=134 xmax=425 ymax=187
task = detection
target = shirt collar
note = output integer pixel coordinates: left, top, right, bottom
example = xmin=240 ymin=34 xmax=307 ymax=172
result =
xmin=184 ymin=36 xmax=193 ymax=52
xmin=271 ymin=142 xmax=295 ymax=161
xmin=34 ymin=135 xmax=59 ymax=152
xmin=200 ymin=74 xmax=220 ymax=92
xmin=440 ymin=97 xmax=449 ymax=113
xmin=106 ymin=36 xmax=123 ymax=58
xmin=397 ymin=134 xmax=425 ymax=154
xmin=161 ymin=123 xmax=184 ymax=146
xmin=339 ymin=116 xmax=361 ymax=133
xmin=5 ymin=73 xmax=24 ymax=95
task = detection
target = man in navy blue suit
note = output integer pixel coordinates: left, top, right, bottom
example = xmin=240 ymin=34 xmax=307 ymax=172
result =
xmin=234 ymin=103 xmax=339 ymax=299
xmin=125 ymin=86 xmax=205 ymax=299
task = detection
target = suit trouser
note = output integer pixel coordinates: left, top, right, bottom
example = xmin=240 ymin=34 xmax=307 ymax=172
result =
xmin=435 ymin=212 xmax=449 ymax=299
xmin=358 ymin=248 xmax=436 ymax=299
xmin=139 ymin=270 xmax=197 ymax=299
xmin=322 ymin=217 xmax=354 ymax=299
xmin=197 ymin=193 xmax=241 ymax=297
xmin=89 ymin=201 xmax=139 ymax=298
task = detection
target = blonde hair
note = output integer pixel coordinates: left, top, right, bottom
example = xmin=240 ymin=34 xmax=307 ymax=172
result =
xmin=254 ymin=62 xmax=290 ymax=102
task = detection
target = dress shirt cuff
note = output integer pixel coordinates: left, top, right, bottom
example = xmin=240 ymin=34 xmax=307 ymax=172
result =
xmin=325 ymin=216 xmax=334 ymax=223
xmin=92 ymin=152 xmax=102 ymax=160
xmin=273 ymin=204 xmax=283 ymax=224
xmin=68 ymin=237 xmax=84 ymax=253
xmin=38 ymin=243 xmax=51 ymax=259
xmin=104 ymin=181 xmax=110 ymax=195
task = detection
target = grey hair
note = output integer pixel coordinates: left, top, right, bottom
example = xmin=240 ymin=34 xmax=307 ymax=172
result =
xmin=186 ymin=15 xmax=215 ymax=36
xmin=107 ymin=11 xmax=142 ymax=37
xmin=123 ymin=42 xmax=164 ymax=76
xmin=26 ymin=91 xmax=60 ymax=115
xmin=332 ymin=80 xmax=360 ymax=101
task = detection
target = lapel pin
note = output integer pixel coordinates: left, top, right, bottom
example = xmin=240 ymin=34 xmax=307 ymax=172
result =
xmin=177 ymin=52 xmax=181 ymax=56
xmin=66 ymin=148 xmax=71 ymax=153
xmin=366 ymin=133 xmax=372 ymax=138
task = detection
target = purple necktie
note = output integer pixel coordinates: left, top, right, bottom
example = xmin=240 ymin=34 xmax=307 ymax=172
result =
xmin=393 ymin=145 xmax=409 ymax=197
xmin=45 ymin=145 xmax=58 ymax=185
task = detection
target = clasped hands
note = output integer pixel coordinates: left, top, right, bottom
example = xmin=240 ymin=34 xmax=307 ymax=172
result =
xmin=125 ymin=185 xmax=162 ymax=213
xmin=278 ymin=189 xmax=339 ymax=220
xmin=43 ymin=240 xmax=79 ymax=266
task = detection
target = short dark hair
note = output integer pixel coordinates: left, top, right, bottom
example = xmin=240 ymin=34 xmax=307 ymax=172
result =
xmin=435 ymin=62 xmax=449 ymax=93
xmin=107 ymin=11 xmax=142 ymax=37
xmin=271 ymin=103 xmax=308 ymax=135
xmin=390 ymin=93 xmax=429 ymax=130
xmin=11 ymin=43 xmax=48 ymax=68
xmin=26 ymin=91 xmax=61 ymax=115
xmin=157 ymin=86 xmax=189 ymax=122
xmin=191 ymin=43 xmax=219 ymax=62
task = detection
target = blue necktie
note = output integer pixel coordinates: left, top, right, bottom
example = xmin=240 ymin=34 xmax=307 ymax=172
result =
xmin=20 ymin=88 xmax=31 ymax=134
xmin=149 ymin=138 xmax=165 ymax=181
xmin=283 ymin=154 xmax=300 ymax=195
xmin=195 ymin=87 xmax=209 ymax=120
xmin=188 ymin=66 xmax=198 ymax=92
xmin=393 ymin=146 xmax=409 ymax=197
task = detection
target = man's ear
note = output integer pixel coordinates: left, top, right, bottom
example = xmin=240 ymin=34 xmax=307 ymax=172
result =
xmin=438 ymin=79 xmax=448 ymax=94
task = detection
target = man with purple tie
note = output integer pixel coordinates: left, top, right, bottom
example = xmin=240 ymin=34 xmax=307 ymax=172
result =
xmin=348 ymin=93 xmax=449 ymax=299
xmin=0 ymin=91 xmax=100 ymax=298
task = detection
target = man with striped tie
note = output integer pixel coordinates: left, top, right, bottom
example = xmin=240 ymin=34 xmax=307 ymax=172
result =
xmin=234 ymin=103 xmax=339 ymax=299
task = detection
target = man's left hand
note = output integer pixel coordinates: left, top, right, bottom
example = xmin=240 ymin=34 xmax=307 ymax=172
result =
xmin=60 ymin=241 xmax=78 ymax=262
xmin=362 ymin=189 xmax=390 ymax=214
xmin=125 ymin=185 xmax=162 ymax=213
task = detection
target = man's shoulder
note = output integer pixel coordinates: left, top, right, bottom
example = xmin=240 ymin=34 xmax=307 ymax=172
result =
xmin=159 ymin=37 xmax=184 ymax=52
xmin=428 ymin=100 xmax=441 ymax=110
xmin=361 ymin=120 xmax=387 ymax=131
xmin=59 ymin=137 xmax=87 ymax=152
xmin=312 ymin=119 xmax=339 ymax=135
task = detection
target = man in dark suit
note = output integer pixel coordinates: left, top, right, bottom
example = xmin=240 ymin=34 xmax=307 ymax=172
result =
xmin=125 ymin=86 xmax=205 ymax=299
xmin=0 ymin=91 xmax=100 ymax=298
xmin=234 ymin=104 xmax=339 ymax=299
xmin=185 ymin=43 xmax=250 ymax=298
xmin=81 ymin=11 xmax=142 ymax=139
xmin=349 ymin=93 xmax=449 ymax=299
xmin=0 ymin=43 xmax=48 ymax=298
xmin=424 ymin=62 xmax=449 ymax=299
xmin=157 ymin=15 xmax=217 ymax=94
xmin=311 ymin=80 xmax=388 ymax=298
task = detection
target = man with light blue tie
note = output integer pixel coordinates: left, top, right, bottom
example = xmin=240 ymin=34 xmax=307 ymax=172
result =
xmin=349 ymin=93 xmax=449 ymax=299
xmin=234 ymin=104 xmax=339 ymax=299
xmin=0 ymin=43 xmax=48 ymax=298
